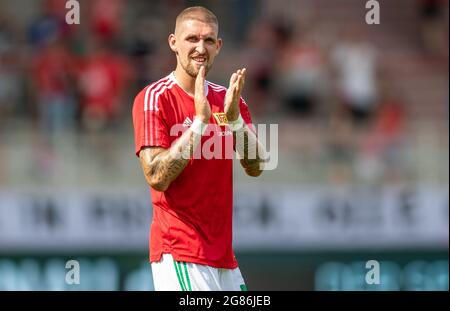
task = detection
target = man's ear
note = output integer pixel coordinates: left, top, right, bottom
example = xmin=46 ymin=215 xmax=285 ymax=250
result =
xmin=168 ymin=34 xmax=177 ymax=53
xmin=216 ymin=38 xmax=223 ymax=55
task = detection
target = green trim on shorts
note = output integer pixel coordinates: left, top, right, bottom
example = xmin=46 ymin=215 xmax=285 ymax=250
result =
xmin=173 ymin=260 xmax=186 ymax=291
xmin=183 ymin=262 xmax=192 ymax=291
xmin=240 ymin=284 xmax=248 ymax=291
xmin=177 ymin=262 xmax=188 ymax=291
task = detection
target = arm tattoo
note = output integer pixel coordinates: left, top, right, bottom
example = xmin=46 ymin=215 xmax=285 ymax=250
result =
xmin=140 ymin=129 xmax=200 ymax=191
xmin=234 ymin=125 xmax=264 ymax=177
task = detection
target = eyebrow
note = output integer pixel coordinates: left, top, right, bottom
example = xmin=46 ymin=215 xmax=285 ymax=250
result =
xmin=184 ymin=34 xmax=216 ymax=41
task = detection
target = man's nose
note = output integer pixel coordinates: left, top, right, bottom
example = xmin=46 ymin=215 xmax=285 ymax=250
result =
xmin=196 ymin=40 xmax=206 ymax=54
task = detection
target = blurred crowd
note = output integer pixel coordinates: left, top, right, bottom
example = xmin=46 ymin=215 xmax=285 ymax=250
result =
xmin=0 ymin=0 xmax=448 ymax=187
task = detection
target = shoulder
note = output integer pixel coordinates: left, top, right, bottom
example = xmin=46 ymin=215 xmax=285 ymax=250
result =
xmin=207 ymin=80 xmax=227 ymax=94
xmin=207 ymin=80 xmax=248 ymax=106
xmin=134 ymin=75 xmax=176 ymax=112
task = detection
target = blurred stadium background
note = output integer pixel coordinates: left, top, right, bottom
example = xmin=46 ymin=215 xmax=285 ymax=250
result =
xmin=0 ymin=0 xmax=448 ymax=290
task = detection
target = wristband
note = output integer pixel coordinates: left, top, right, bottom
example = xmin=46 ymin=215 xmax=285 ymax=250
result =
xmin=228 ymin=114 xmax=245 ymax=131
xmin=191 ymin=117 xmax=208 ymax=135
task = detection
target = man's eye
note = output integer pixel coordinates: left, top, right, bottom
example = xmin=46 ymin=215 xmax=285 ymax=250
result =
xmin=187 ymin=37 xmax=198 ymax=42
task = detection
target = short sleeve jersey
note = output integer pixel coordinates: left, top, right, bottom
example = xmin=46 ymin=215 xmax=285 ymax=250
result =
xmin=132 ymin=73 xmax=253 ymax=268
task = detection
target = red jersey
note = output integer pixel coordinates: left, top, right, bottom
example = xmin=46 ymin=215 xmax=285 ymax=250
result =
xmin=132 ymin=73 xmax=253 ymax=269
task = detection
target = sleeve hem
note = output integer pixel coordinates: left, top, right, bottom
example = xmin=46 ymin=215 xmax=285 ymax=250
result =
xmin=135 ymin=143 xmax=170 ymax=157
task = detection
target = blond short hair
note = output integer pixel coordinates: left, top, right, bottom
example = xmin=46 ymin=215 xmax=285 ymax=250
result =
xmin=175 ymin=6 xmax=219 ymax=33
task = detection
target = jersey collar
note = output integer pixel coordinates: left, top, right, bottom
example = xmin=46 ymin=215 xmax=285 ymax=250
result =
xmin=169 ymin=72 xmax=209 ymax=98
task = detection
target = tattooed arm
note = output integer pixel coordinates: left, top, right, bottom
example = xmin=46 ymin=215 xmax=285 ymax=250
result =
xmin=139 ymin=66 xmax=210 ymax=192
xmin=233 ymin=125 xmax=264 ymax=177
xmin=139 ymin=127 xmax=200 ymax=192
xmin=225 ymin=68 xmax=264 ymax=177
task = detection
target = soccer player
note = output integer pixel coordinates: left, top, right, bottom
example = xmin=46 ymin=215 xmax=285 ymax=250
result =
xmin=132 ymin=6 xmax=265 ymax=291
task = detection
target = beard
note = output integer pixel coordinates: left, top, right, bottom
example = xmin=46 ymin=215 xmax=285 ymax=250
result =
xmin=181 ymin=58 xmax=212 ymax=78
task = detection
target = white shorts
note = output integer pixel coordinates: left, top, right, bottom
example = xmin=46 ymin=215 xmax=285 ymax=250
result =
xmin=151 ymin=253 xmax=247 ymax=291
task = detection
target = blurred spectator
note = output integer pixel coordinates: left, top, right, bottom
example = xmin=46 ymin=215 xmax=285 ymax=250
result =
xmin=128 ymin=18 xmax=160 ymax=91
xmin=368 ymin=91 xmax=406 ymax=154
xmin=78 ymin=38 xmax=132 ymax=132
xmin=361 ymin=87 xmax=407 ymax=183
xmin=27 ymin=0 xmax=70 ymax=49
xmin=276 ymin=27 xmax=327 ymax=117
xmin=351 ymin=82 xmax=407 ymax=185
xmin=89 ymin=0 xmax=125 ymax=41
xmin=27 ymin=0 xmax=79 ymax=134
xmin=241 ymin=19 xmax=279 ymax=117
xmin=418 ymin=0 xmax=448 ymax=58
xmin=32 ymin=37 xmax=78 ymax=134
xmin=332 ymin=28 xmax=379 ymax=126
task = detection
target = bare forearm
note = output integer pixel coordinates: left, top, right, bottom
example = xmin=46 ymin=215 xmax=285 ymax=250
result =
xmin=140 ymin=129 xmax=200 ymax=191
xmin=234 ymin=125 xmax=264 ymax=177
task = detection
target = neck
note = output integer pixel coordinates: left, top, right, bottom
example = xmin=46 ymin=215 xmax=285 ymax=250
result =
xmin=173 ymin=65 xmax=196 ymax=96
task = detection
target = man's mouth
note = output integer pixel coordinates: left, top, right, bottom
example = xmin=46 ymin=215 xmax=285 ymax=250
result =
xmin=191 ymin=56 xmax=207 ymax=65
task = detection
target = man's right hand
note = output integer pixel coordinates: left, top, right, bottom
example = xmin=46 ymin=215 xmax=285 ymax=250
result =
xmin=194 ymin=66 xmax=211 ymax=123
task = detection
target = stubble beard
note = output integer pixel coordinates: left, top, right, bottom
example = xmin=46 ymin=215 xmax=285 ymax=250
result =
xmin=182 ymin=58 xmax=212 ymax=78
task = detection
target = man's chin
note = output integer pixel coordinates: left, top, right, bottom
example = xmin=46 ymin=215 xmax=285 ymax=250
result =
xmin=184 ymin=63 xmax=210 ymax=78
xmin=192 ymin=66 xmax=203 ymax=76
xmin=187 ymin=69 xmax=198 ymax=78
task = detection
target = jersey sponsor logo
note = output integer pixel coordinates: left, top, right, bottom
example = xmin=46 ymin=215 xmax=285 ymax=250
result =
xmin=213 ymin=113 xmax=228 ymax=126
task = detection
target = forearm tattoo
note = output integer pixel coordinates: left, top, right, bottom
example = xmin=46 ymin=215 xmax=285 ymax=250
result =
xmin=234 ymin=125 xmax=264 ymax=176
xmin=141 ymin=129 xmax=200 ymax=190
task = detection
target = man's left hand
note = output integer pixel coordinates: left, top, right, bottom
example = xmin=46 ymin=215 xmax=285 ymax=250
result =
xmin=224 ymin=68 xmax=246 ymax=122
